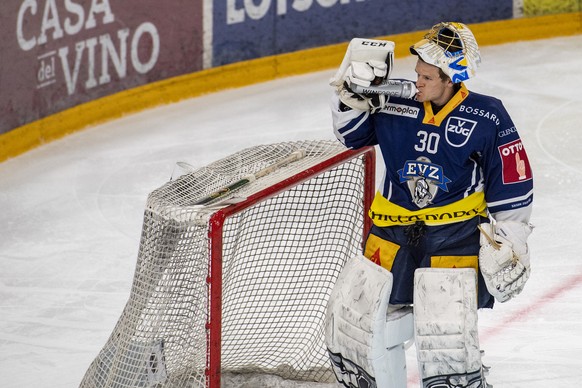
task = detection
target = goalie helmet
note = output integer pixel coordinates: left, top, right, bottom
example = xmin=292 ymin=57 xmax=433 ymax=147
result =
xmin=410 ymin=22 xmax=481 ymax=83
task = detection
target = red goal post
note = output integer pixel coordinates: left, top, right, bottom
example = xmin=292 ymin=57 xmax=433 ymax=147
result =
xmin=80 ymin=140 xmax=376 ymax=388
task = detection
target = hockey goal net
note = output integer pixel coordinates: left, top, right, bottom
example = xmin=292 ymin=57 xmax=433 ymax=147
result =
xmin=80 ymin=140 xmax=375 ymax=388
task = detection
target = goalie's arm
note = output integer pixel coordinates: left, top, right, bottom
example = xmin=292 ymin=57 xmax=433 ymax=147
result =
xmin=331 ymin=95 xmax=378 ymax=149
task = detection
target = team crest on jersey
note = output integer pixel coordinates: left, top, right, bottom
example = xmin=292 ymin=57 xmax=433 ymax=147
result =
xmin=398 ymin=157 xmax=451 ymax=208
xmin=445 ymin=116 xmax=477 ymax=147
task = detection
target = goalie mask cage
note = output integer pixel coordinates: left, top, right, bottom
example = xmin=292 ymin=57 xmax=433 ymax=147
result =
xmin=80 ymin=140 xmax=375 ymax=388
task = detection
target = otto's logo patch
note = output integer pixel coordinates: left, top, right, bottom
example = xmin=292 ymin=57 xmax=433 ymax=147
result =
xmin=383 ymin=103 xmax=420 ymax=118
xmin=445 ymin=116 xmax=477 ymax=147
xmin=498 ymin=139 xmax=532 ymax=184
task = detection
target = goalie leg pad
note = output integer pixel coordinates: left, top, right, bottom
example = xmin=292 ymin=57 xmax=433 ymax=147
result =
xmin=414 ymin=268 xmax=486 ymax=387
xmin=325 ymin=254 xmax=413 ymax=387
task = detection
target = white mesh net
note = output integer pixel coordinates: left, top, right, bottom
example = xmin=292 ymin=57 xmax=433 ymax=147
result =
xmin=80 ymin=140 xmax=375 ymax=388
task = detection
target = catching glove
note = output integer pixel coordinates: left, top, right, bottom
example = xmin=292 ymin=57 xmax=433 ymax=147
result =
xmin=478 ymin=221 xmax=533 ymax=303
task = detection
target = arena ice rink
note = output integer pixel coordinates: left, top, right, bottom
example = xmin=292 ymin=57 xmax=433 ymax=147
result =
xmin=2 ymin=35 xmax=582 ymax=387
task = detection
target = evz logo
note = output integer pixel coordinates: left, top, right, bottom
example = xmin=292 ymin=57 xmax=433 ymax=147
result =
xmin=445 ymin=116 xmax=477 ymax=147
xmin=398 ymin=157 xmax=451 ymax=208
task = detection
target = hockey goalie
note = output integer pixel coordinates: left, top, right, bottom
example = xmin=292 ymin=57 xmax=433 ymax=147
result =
xmin=325 ymin=22 xmax=534 ymax=387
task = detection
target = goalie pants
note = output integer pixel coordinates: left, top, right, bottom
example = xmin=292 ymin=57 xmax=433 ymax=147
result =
xmin=364 ymin=216 xmax=494 ymax=309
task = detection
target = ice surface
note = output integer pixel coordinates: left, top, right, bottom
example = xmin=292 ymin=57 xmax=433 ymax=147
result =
xmin=1 ymin=36 xmax=582 ymax=387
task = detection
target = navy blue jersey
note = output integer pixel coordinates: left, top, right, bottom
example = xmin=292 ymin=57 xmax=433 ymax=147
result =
xmin=332 ymin=83 xmax=533 ymax=225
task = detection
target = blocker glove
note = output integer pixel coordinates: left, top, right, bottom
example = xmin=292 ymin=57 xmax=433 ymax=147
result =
xmin=478 ymin=221 xmax=533 ymax=303
xmin=337 ymin=61 xmax=388 ymax=112
xmin=330 ymin=38 xmax=394 ymax=113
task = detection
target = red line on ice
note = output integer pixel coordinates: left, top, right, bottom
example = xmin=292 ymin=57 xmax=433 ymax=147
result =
xmin=481 ymin=269 xmax=582 ymax=340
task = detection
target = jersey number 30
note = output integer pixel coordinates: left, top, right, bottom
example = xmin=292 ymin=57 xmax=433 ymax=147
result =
xmin=414 ymin=131 xmax=440 ymax=154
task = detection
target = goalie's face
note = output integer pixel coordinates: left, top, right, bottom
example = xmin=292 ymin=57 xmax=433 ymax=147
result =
xmin=414 ymin=59 xmax=454 ymax=106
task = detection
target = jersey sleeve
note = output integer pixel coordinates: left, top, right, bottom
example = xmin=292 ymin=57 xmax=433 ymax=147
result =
xmin=331 ymin=92 xmax=378 ymax=148
xmin=480 ymin=100 xmax=533 ymax=221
